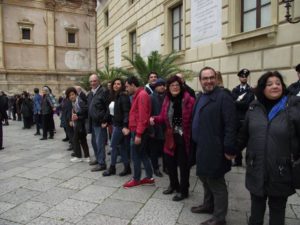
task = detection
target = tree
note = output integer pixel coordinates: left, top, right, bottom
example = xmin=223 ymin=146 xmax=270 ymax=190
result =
xmin=117 ymin=51 xmax=193 ymax=84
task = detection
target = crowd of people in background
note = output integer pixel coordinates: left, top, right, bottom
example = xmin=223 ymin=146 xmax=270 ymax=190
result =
xmin=0 ymin=64 xmax=300 ymax=225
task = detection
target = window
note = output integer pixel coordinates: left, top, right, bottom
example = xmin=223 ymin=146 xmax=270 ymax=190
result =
xmin=22 ymin=28 xmax=31 ymax=40
xmin=130 ymin=31 xmax=137 ymax=60
xmin=172 ymin=4 xmax=183 ymax=51
xmin=242 ymin=0 xmax=271 ymax=32
xmin=68 ymin=32 xmax=76 ymax=43
xmin=104 ymin=9 xmax=109 ymax=27
xmin=105 ymin=46 xmax=109 ymax=66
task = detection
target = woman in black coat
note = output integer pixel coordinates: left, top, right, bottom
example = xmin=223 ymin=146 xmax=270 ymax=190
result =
xmin=21 ymin=92 xmax=33 ymax=129
xmin=237 ymin=71 xmax=300 ymax=225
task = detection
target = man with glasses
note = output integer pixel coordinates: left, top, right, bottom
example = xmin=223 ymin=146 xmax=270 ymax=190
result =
xmin=87 ymin=74 xmax=110 ymax=171
xmin=191 ymin=67 xmax=237 ymax=225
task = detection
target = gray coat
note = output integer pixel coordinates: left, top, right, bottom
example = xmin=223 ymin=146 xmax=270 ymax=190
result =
xmin=237 ymin=96 xmax=300 ymax=197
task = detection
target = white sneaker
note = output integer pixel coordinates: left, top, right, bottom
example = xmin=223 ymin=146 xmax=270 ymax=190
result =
xmin=70 ymin=157 xmax=82 ymax=163
xmin=83 ymin=157 xmax=91 ymax=163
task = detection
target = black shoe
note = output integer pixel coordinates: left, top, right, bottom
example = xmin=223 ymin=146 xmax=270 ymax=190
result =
xmin=62 ymin=137 xmax=69 ymax=142
xmin=89 ymin=160 xmax=98 ymax=166
xmin=172 ymin=193 xmax=188 ymax=201
xmin=191 ymin=205 xmax=214 ymax=214
xmin=40 ymin=137 xmax=47 ymax=140
xmin=0 ymin=147 xmax=4 ymax=150
xmin=71 ymin=153 xmax=76 ymax=157
xmin=163 ymin=186 xmax=179 ymax=195
xmin=49 ymin=136 xmax=54 ymax=139
xmin=103 ymin=166 xmax=116 ymax=176
xmin=154 ymin=169 xmax=163 ymax=177
xmin=119 ymin=164 xmax=131 ymax=176
xmin=34 ymin=132 xmax=41 ymax=136
xmin=67 ymin=145 xmax=73 ymax=151
xmin=91 ymin=164 xmax=107 ymax=172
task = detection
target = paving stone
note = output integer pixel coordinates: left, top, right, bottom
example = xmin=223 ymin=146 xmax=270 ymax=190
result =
xmin=152 ymin=187 xmax=176 ymax=201
xmin=32 ymin=187 xmax=76 ymax=206
xmin=58 ymin=177 xmax=95 ymax=190
xmin=17 ymin=167 xmax=58 ymax=180
xmin=228 ymin=197 xmax=250 ymax=212
xmin=132 ymin=198 xmax=183 ymax=225
xmin=0 ymin=188 xmax=41 ymax=205
xmin=0 ymin=202 xmax=15 ymax=214
xmin=0 ymin=201 xmax=49 ymax=224
xmin=23 ymin=159 xmax=57 ymax=168
xmin=93 ymin=175 xmax=128 ymax=188
xmin=76 ymin=213 xmax=129 ymax=225
xmin=227 ymin=181 xmax=250 ymax=200
xmin=23 ymin=177 xmax=63 ymax=192
xmin=178 ymin=203 xmax=211 ymax=225
xmin=292 ymin=205 xmax=300 ymax=219
xmin=93 ymin=198 xmax=143 ymax=220
xmin=0 ymin=177 xmax=31 ymax=196
xmin=48 ymin=168 xmax=80 ymax=180
xmin=70 ymin=185 xmax=116 ymax=203
xmin=288 ymin=193 xmax=300 ymax=205
xmin=0 ymin=167 xmax=30 ymax=180
xmin=42 ymin=199 xmax=97 ymax=223
xmin=46 ymin=153 xmax=70 ymax=160
xmin=27 ymin=216 xmax=65 ymax=225
xmin=286 ymin=217 xmax=300 ymax=225
xmin=0 ymin=219 xmax=20 ymax=225
xmin=41 ymin=161 xmax=71 ymax=170
xmin=227 ymin=210 xmax=249 ymax=225
xmin=77 ymin=170 xmax=103 ymax=180
xmin=111 ymin=185 xmax=157 ymax=203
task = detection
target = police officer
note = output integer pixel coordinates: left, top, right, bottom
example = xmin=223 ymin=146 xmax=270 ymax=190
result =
xmin=287 ymin=64 xmax=300 ymax=96
xmin=231 ymin=69 xmax=254 ymax=166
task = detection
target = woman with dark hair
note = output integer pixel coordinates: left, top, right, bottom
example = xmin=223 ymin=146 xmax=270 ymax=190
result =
xmin=103 ymin=78 xmax=131 ymax=176
xmin=150 ymin=75 xmax=195 ymax=201
xmin=65 ymin=87 xmax=90 ymax=163
xmin=21 ymin=92 xmax=33 ymax=129
xmin=237 ymin=71 xmax=300 ymax=225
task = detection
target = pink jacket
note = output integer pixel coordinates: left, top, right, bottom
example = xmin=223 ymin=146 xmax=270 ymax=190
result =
xmin=154 ymin=91 xmax=195 ymax=156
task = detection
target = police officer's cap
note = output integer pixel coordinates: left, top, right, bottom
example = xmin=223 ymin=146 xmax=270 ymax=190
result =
xmin=237 ymin=69 xmax=250 ymax=78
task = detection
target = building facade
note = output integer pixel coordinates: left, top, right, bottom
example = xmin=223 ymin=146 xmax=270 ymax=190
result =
xmin=0 ymin=0 xmax=96 ymax=95
xmin=96 ymin=0 xmax=300 ymax=91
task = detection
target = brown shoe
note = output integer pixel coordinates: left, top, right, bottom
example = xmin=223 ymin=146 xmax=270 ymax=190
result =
xmin=191 ymin=205 xmax=214 ymax=214
xmin=201 ymin=218 xmax=226 ymax=225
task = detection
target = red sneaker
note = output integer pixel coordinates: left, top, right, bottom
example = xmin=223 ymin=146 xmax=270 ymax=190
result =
xmin=140 ymin=177 xmax=155 ymax=185
xmin=123 ymin=179 xmax=141 ymax=188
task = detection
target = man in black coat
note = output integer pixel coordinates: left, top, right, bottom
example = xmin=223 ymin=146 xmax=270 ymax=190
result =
xmin=0 ymin=91 xmax=6 ymax=150
xmin=231 ymin=69 xmax=254 ymax=166
xmin=287 ymin=64 xmax=300 ymax=96
xmin=87 ymin=74 xmax=110 ymax=172
xmin=190 ymin=67 xmax=237 ymax=225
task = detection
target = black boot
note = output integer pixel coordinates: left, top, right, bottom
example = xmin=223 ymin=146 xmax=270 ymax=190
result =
xmin=119 ymin=163 xmax=131 ymax=176
xmin=103 ymin=165 xmax=116 ymax=176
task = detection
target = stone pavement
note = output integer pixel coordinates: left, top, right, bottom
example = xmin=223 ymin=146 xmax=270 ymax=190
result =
xmin=0 ymin=118 xmax=299 ymax=225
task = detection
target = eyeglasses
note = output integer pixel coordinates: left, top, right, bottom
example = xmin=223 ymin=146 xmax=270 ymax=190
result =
xmin=201 ymin=76 xmax=216 ymax=81
xmin=169 ymin=83 xmax=180 ymax=88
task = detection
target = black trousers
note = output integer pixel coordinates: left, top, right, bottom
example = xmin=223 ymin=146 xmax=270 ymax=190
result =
xmin=23 ymin=116 xmax=32 ymax=129
xmin=66 ymin=123 xmax=74 ymax=146
xmin=148 ymin=138 xmax=164 ymax=170
xmin=0 ymin=121 xmax=3 ymax=147
xmin=34 ymin=114 xmax=42 ymax=134
xmin=73 ymin=128 xmax=89 ymax=158
xmin=165 ymin=133 xmax=190 ymax=196
xmin=249 ymin=194 xmax=287 ymax=225
xmin=42 ymin=114 xmax=54 ymax=138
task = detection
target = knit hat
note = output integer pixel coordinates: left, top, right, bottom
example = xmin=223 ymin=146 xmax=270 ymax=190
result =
xmin=153 ymin=78 xmax=166 ymax=88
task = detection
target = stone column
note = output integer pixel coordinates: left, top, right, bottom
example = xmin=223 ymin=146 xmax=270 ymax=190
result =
xmin=46 ymin=1 xmax=55 ymax=71
xmin=0 ymin=2 xmax=4 ymax=69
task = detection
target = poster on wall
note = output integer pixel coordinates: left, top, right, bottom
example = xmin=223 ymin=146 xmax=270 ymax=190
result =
xmin=191 ymin=0 xmax=222 ymax=47
xmin=140 ymin=26 xmax=161 ymax=58
xmin=114 ymin=34 xmax=122 ymax=67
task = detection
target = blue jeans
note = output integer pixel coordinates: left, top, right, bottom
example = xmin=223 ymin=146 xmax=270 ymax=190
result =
xmin=91 ymin=124 xmax=106 ymax=165
xmin=131 ymin=132 xmax=153 ymax=181
xmin=110 ymin=126 xmax=130 ymax=166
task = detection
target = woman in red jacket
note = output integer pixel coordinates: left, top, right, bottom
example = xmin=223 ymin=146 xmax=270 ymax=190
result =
xmin=150 ymin=75 xmax=195 ymax=201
